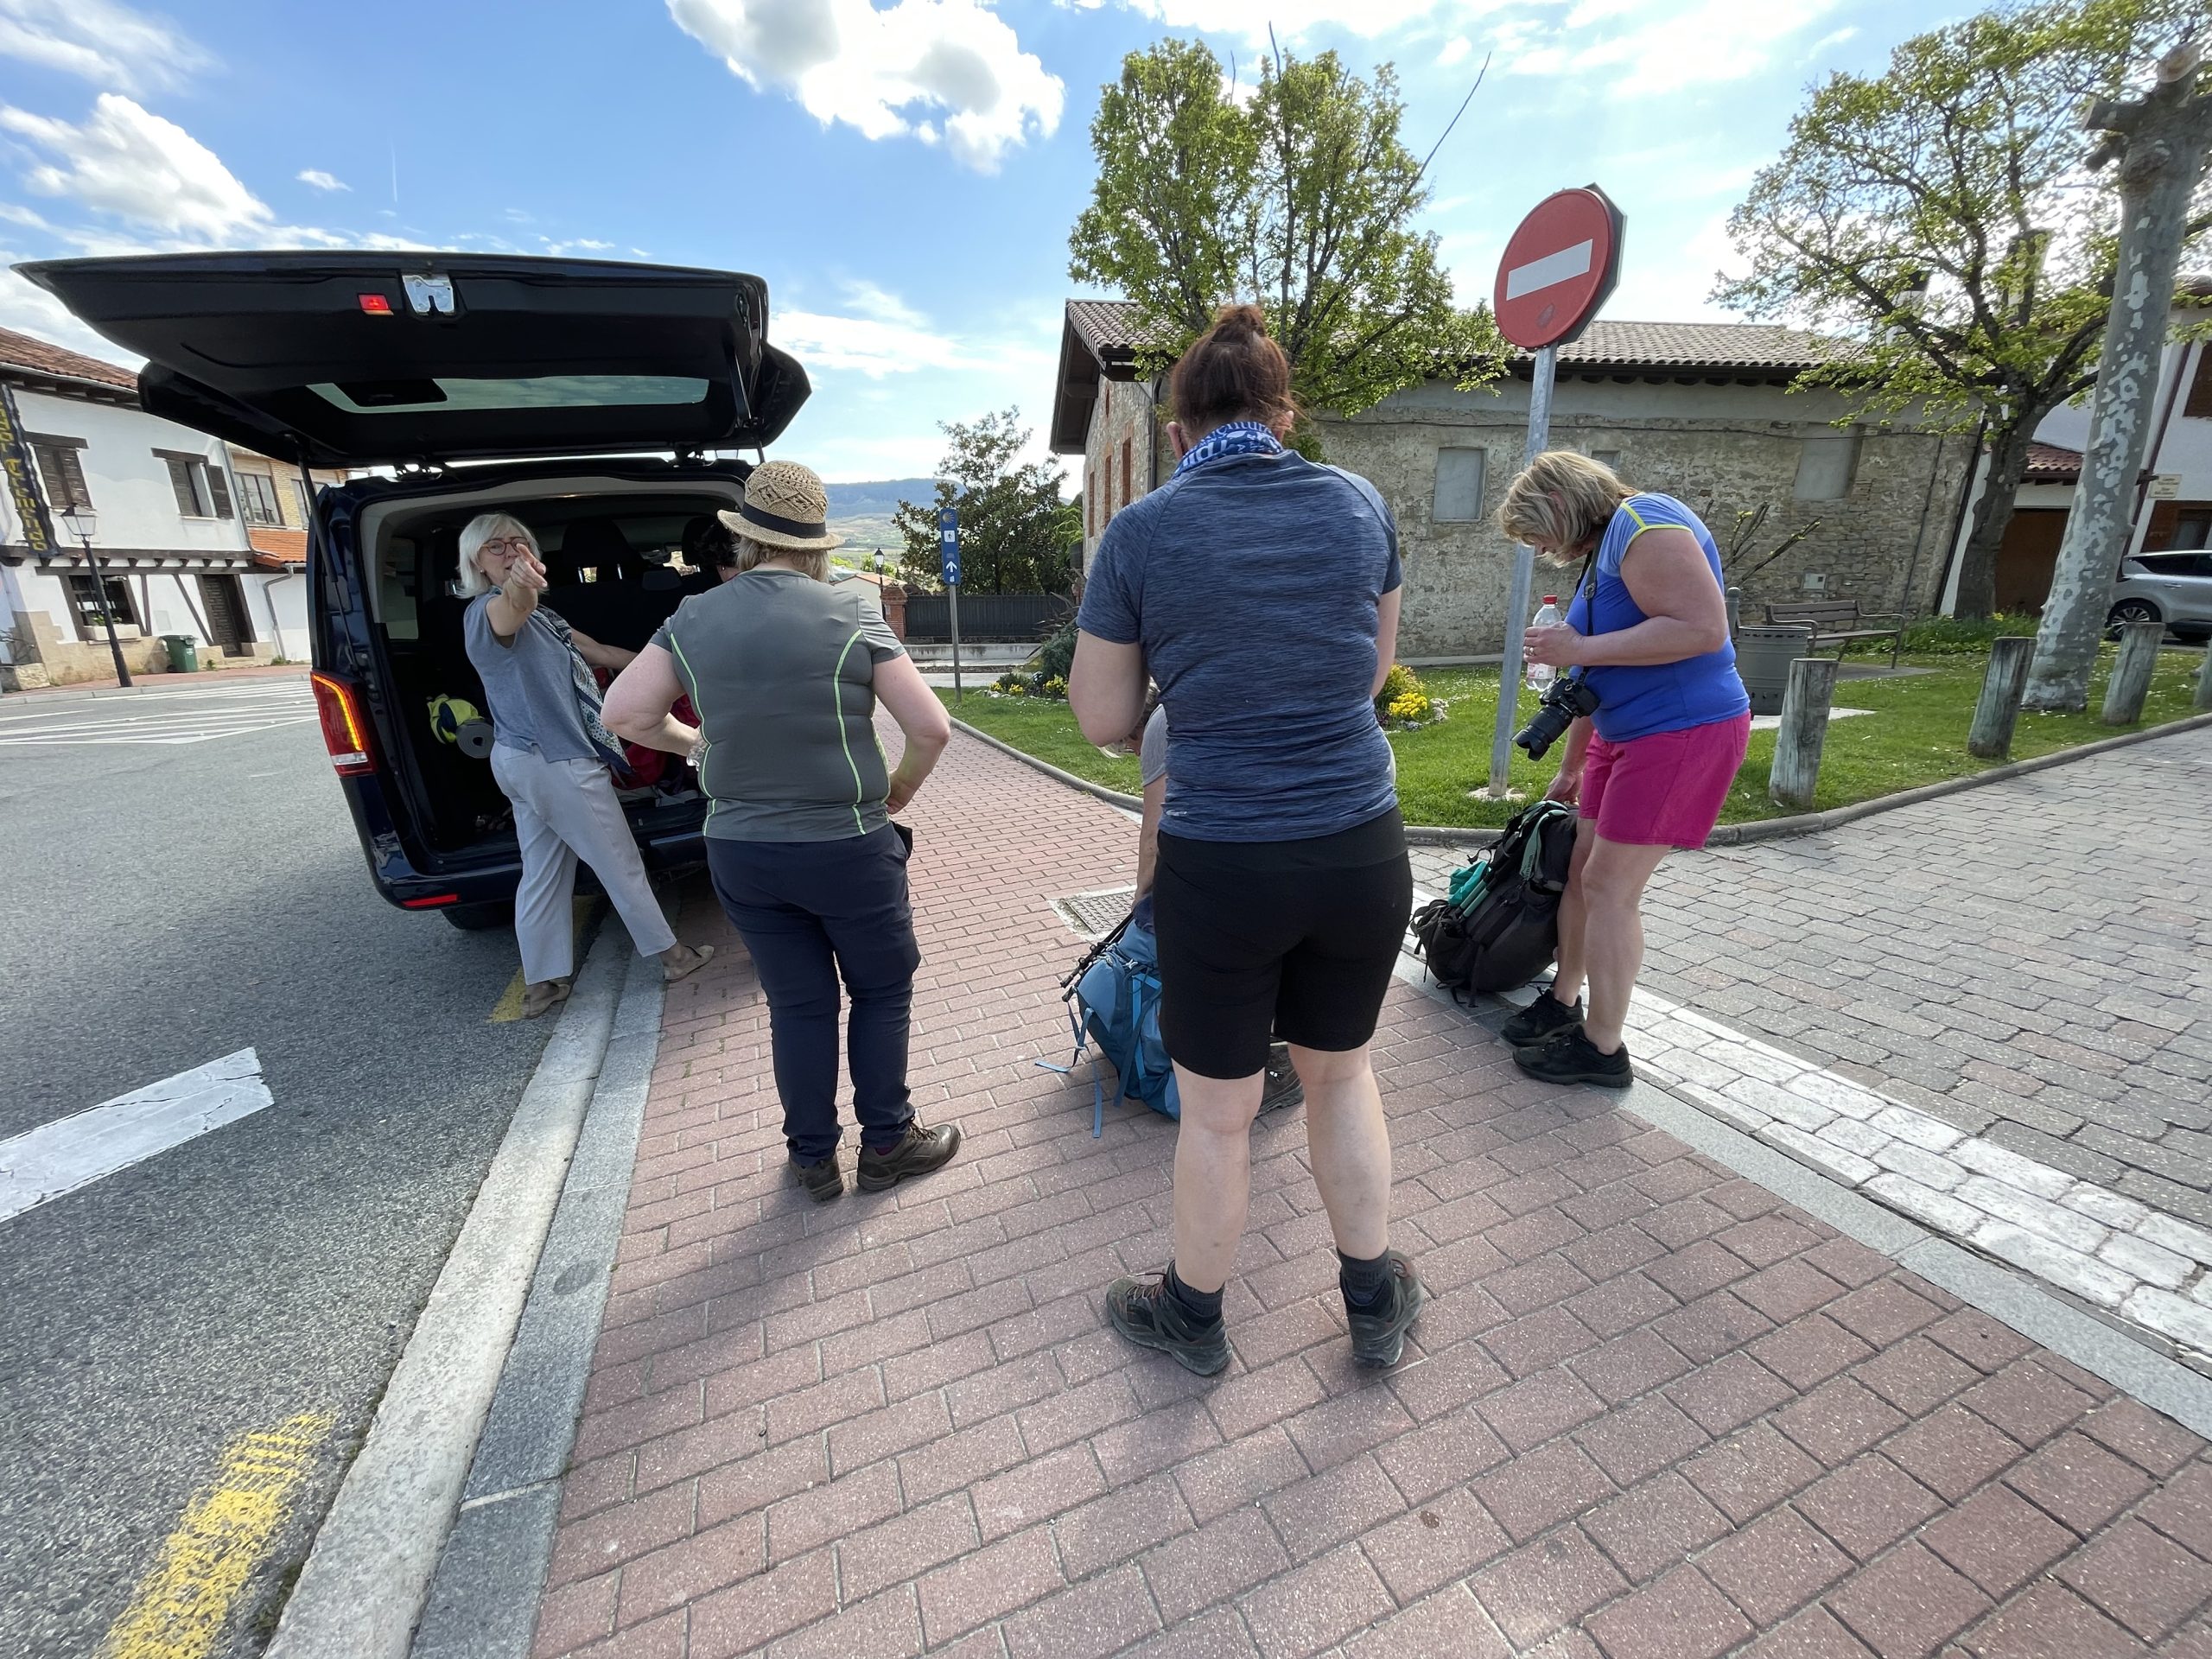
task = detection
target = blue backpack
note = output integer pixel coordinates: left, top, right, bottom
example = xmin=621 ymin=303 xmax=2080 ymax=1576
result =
xmin=1063 ymin=915 xmax=1180 ymax=1135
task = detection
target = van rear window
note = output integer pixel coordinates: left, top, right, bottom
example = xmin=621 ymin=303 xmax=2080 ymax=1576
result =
xmin=309 ymin=376 xmax=710 ymax=414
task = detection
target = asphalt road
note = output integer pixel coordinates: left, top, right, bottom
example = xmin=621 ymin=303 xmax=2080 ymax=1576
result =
xmin=0 ymin=677 xmax=568 ymax=1657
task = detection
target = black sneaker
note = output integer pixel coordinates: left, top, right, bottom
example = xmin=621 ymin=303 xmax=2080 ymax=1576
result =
xmin=855 ymin=1116 xmax=963 ymax=1192
xmin=1345 ymin=1250 xmax=1427 ymax=1367
xmin=1106 ymin=1274 xmax=1231 ymax=1376
xmin=1501 ymin=990 xmax=1583 ymax=1046
xmin=1260 ymin=1043 xmax=1304 ymax=1113
xmin=790 ymin=1153 xmax=842 ymax=1203
xmin=1514 ymin=1027 xmax=1633 ymax=1089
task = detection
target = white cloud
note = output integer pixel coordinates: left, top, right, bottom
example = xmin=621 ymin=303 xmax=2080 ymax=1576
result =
xmin=540 ymin=236 xmax=618 ymax=256
xmin=668 ymin=0 xmax=1064 ymax=171
xmin=1438 ymin=36 xmax=1472 ymax=67
xmin=1 ymin=93 xmax=273 ymax=239
xmin=1506 ymin=0 xmax=1847 ymax=87
xmin=0 ymin=0 xmax=212 ymax=96
xmin=296 ymin=168 xmax=348 ymax=192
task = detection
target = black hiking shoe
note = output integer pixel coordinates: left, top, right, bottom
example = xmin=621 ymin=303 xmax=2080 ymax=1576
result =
xmin=1514 ymin=1027 xmax=1633 ymax=1089
xmin=1344 ymin=1250 xmax=1427 ymax=1368
xmin=1106 ymin=1274 xmax=1231 ymax=1376
xmin=856 ymin=1116 xmax=963 ymax=1192
xmin=1260 ymin=1042 xmax=1304 ymax=1113
xmin=789 ymin=1153 xmax=843 ymax=1203
xmin=1501 ymin=990 xmax=1583 ymax=1047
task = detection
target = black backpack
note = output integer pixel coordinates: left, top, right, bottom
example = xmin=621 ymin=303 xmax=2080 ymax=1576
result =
xmin=1413 ymin=800 xmax=1580 ymax=995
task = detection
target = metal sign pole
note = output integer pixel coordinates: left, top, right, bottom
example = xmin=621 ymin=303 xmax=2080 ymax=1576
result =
xmin=1487 ymin=342 xmax=1556 ymax=796
xmin=938 ymin=505 xmax=963 ymax=705
xmin=948 ymin=584 xmax=963 ymax=705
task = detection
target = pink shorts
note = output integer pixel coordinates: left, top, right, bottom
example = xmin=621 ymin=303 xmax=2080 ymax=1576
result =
xmin=1580 ymin=712 xmax=1752 ymax=849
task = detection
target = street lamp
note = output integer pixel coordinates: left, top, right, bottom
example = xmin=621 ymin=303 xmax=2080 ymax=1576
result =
xmin=59 ymin=502 xmax=130 ymax=689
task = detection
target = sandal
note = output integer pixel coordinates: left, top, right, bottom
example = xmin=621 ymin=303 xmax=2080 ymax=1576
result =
xmin=662 ymin=942 xmax=715 ymax=983
xmin=520 ymin=977 xmax=573 ymax=1020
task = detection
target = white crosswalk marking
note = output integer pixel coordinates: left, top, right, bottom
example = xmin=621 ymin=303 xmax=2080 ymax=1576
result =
xmin=0 ymin=678 xmax=316 ymax=747
xmin=0 ymin=1050 xmax=274 ymax=1224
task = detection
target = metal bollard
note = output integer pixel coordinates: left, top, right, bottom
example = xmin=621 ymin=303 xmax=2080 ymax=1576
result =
xmin=1769 ymin=656 xmax=1840 ymax=810
xmin=1726 ymin=584 xmax=1742 ymax=639
xmin=2100 ymin=619 xmax=2164 ymax=725
xmin=1967 ymin=636 xmax=2035 ymax=759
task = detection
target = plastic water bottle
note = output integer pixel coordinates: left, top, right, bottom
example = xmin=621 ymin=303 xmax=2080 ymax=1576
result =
xmin=1526 ymin=595 xmax=1560 ymax=692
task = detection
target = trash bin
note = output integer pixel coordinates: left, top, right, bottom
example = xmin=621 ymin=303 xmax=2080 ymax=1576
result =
xmin=162 ymin=634 xmax=199 ymax=673
xmin=1734 ymin=624 xmax=1814 ymax=716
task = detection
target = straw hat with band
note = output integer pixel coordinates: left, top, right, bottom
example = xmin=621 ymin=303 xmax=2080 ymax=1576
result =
xmin=718 ymin=460 xmax=845 ymax=552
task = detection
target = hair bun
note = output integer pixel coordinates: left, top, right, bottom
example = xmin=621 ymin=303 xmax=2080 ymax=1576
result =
xmin=1211 ymin=302 xmax=1268 ymax=338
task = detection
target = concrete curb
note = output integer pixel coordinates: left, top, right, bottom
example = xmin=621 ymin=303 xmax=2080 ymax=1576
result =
xmin=411 ymin=950 xmax=666 ymax=1658
xmin=956 ymin=708 xmax=2212 ymax=853
xmin=265 ymin=931 xmax=631 ymax=1659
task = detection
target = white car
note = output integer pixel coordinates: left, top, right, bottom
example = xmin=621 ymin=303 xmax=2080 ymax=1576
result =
xmin=2107 ymin=550 xmax=2212 ymax=642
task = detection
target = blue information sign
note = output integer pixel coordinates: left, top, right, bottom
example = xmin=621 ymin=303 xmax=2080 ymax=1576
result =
xmin=937 ymin=506 xmax=961 ymax=588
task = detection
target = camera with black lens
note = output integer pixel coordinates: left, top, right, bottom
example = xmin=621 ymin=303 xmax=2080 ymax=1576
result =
xmin=1513 ymin=672 xmax=1602 ymax=761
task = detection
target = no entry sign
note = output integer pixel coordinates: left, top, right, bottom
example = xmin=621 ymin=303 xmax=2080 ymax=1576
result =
xmin=1492 ymin=186 xmax=1624 ymax=351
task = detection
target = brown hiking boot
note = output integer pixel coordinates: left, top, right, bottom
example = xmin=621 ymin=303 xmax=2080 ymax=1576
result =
xmin=789 ymin=1153 xmax=843 ymax=1203
xmin=856 ymin=1116 xmax=962 ymax=1192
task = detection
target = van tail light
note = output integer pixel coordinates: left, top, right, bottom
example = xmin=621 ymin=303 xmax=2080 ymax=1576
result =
xmin=401 ymin=893 xmax=460 ymax=909
xmin=310 ymin=671 xmax=375 ymax=775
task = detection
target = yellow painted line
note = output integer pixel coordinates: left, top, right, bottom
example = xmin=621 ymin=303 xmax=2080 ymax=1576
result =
xmin=99 ymin=1412 xmax=333 ymax=1659
xmin=487 ymin=897 xmax=601 ymax=1023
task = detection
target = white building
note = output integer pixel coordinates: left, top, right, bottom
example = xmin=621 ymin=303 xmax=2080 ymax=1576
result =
xmin=1942 ymin=305 xmax=2212 ymax=613
xmin=0 ymin=325 xmax=343 ymax=686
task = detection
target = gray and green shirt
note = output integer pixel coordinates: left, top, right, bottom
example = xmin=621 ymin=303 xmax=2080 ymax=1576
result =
xmin=652 ymin=569 xmax=906 ymax=842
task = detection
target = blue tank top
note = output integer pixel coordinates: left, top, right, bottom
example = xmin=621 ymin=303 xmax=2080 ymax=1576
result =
xmin=1563 ymin=493 xmax=1750 ymax=743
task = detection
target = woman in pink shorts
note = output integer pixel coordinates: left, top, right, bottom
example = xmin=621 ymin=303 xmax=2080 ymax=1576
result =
xmin=1495 ymin=453 xmax=1752 ymax=1087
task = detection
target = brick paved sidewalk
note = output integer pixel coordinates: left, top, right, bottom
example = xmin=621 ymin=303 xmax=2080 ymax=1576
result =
xmin=531 ymin=728 xmax=2212 ymax=1658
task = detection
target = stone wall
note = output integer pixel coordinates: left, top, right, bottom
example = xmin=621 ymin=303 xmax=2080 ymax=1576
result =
xmin=1321 ymin=378 xmax=1971 ymax=658
xmin=1079 ymin=377 xmax=1165 ymax=569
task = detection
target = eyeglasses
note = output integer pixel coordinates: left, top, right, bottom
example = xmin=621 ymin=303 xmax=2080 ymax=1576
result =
xmin=478 ymin=537 xmax=532 ymax=557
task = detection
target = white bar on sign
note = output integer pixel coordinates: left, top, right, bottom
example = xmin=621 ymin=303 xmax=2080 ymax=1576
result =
xmin=1504 ymin=239 xmax=1595 ymax=302
xmin=0 ymin=1048 xmax=272 ymax=1224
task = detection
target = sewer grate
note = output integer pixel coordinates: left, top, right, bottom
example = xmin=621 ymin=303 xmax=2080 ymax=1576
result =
xmin=1050 ymin=886 xmax=1136 ymax=939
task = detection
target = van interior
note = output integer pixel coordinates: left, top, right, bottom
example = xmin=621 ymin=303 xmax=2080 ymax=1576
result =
xmin=365 ymin=479 xmax=744 ymax=859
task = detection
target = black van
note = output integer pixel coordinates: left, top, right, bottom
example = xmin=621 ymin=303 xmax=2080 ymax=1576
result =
xmin=20 ymin=251 xmax=809 ymax=927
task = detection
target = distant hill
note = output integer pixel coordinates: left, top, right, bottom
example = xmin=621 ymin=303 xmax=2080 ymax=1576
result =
xmin=824 ymin=479 xmax=935 ymax=518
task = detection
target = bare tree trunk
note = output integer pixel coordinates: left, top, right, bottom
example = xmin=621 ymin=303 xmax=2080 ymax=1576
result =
xmin=1953 ymin=421 xmax=2038 ymax=620
xmin=2026 ymin=54 xmax=2212 ymax=711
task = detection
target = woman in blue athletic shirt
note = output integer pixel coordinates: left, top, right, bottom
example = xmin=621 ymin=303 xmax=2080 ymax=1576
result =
xmin=1497 ymin=452 xmax=1751 ymax=1090
xmin=1069 ymin=304 xmax=1423 ymax=1378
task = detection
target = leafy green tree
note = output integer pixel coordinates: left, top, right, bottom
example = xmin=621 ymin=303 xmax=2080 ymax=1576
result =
xmin=1069 ymin=38 xmax=1498 ymax=436
xmin=894 ymin=410 xmax=1081 ymax=594
xmin=1718 ymin=0 xmax=2205 ymax=619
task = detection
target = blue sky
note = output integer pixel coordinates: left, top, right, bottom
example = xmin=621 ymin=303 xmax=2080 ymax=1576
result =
xmin=0 ymin=0 xmax=1947 ymax=482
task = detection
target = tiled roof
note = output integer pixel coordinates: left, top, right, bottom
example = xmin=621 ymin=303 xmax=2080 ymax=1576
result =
xmin=248 ymin=526 xmax=308 ymax=567
xmin=0 ymin=324 xmax=137 ymax=392
xmin=1059 ymin=300 xmax=1834 ymax=374
xmin=2024 ymin=441 xmax=2083 ymax=483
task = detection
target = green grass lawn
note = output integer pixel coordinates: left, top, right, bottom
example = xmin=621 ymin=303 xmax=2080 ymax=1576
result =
xmin=939 ymin=643 xmax=2208 ymax=830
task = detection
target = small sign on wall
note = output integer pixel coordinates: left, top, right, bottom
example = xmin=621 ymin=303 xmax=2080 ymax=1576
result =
xmin=2151 ymin=474 xmax=2183 ymax=500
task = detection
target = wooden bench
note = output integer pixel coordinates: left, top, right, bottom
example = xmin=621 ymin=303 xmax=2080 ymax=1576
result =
xmin=1764 ymin=600 xmax=1904 ymax=668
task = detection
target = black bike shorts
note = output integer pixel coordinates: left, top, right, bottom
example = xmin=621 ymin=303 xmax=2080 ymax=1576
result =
xmin=1153 ymin=808 xmax=1414 ymax=1080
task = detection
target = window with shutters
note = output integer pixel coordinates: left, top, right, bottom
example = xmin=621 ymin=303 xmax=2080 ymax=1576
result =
xmin=26 ymin=435 xmax=91 ymax=511
xmin=1122 ymin=438 xmax=1132 ymax=506
xmin=291 ymin=478 xmax=314 ymax=525
xmin=156 ymin=451 xmax=235 ymax=519
xmin=2184 ymin=346 xmax=2212 ymax=418
xmin=1433 ymin=448 xmax=1486 ymax=522
xmin=1087 ymin=470 xmax=1096 ymax=536
xmin=64 ymin=572 xmax=140 ymax=637
xmin=236 ymin=471 xmax=284 ymax=526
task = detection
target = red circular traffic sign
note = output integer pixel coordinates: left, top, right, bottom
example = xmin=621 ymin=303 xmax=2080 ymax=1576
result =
xmin=1492 ymin=186 xmax=1624 ymax=351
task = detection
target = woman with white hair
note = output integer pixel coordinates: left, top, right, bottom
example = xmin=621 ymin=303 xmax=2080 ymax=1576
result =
xmin=459 ymin=512 xmax=713 ymax=1019
xmin=1496 ymin=453 xmax=1751 ymax=1087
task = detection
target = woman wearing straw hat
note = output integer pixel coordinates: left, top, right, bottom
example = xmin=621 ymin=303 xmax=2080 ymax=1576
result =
xmin=603 ymin=461 xmax=960 ymax=1202
xmin=458 ymin=511 xmax=715 ymax=1020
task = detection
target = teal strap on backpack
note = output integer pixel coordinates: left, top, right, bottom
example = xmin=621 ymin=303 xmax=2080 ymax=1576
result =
xmin=1065 ymin=996 xmax=1106 ymax=1137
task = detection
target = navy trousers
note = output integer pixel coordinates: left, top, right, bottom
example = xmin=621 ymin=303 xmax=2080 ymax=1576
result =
xmin=706 ymin=826 xmax=920 ymax=1162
